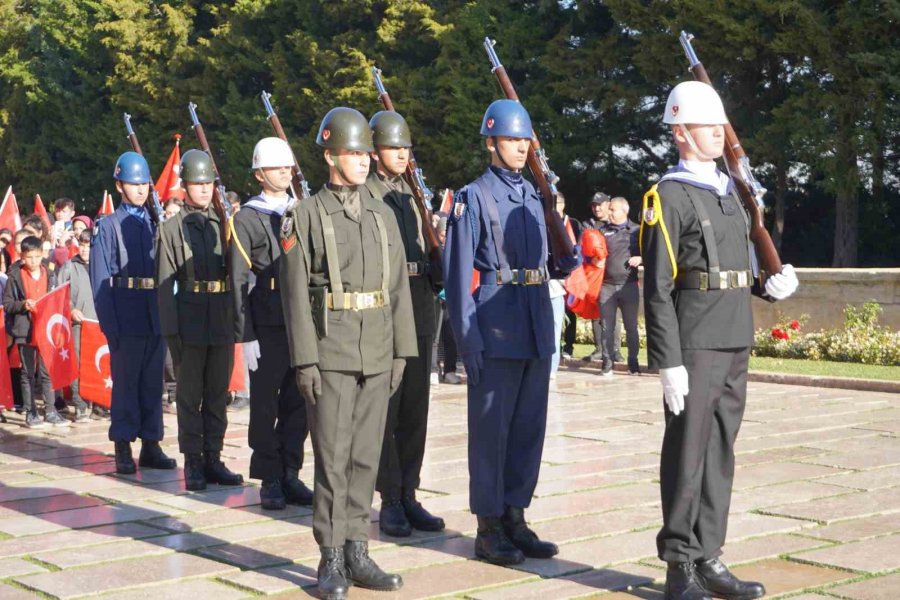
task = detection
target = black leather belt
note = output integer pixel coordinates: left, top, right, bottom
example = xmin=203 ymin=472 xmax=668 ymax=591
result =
xmin=675 ymin=270 xmax=753 ymax=291
xmin=111 ymin=277 xmax=156 ymax=290
xmin=480 ymin=268 xmax=548 ymax=286
xmin=187 ymin=280 xmax=231 ymax=294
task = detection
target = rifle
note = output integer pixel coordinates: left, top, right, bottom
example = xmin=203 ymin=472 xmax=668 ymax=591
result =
xmin=371 ymin=66 xmax=442 ymax=264
xmin=482 ymin=38 xmax=576 ymax=266
xmin=260 ymin=91 xmax=311 ymax=200
xmin=122 ymin=113 xmax=163 ymax=223
xmin=678 ymin=31 xmax=783 ymax=278
xmin=187 ymin=102 xmax=232 ymax=245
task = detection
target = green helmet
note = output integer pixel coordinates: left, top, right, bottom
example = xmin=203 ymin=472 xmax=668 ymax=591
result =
xmin=180 ymin=149 xmax=215 ymax=184
xmin=316 ymin=107 xmax=374 ymax=153
xmin=369 ymin=111 xmax=412 ymax=148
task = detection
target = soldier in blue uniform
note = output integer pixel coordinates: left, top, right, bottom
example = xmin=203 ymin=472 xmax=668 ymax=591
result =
xmin=90 ymin=151 xmax=176 ymax=475
xmin=443 ymin=100 xmax=577 ymax=565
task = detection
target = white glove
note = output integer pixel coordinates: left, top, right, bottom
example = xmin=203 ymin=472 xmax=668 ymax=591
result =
xmin=659 ymin=366 xmax=689 ymax=416
xmin=765 ymin=264 xmax=799 ymax=300
xmin=243 ymin=340 xmax=262 ymax=372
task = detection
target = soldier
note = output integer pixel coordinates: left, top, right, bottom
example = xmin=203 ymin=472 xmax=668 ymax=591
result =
xmin=230 ymin=137 xmax=312 ymax=509
xmin=280 ymin=107 xmax=416 ymax=600
xmin=366 ymin=110 xmax=445 ymax=537
xmin=443 ymin=100 xmax=576 ymax=566
xmin=641 ymin=81 xmax=798 ymax=600
xmin=157 ymin=149 xmax=244 ymax=491
xmin=90 ymin=151 xmax=177 ymax=474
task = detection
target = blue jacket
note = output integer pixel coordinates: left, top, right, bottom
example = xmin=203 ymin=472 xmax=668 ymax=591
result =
xmin=89 ymin=204 xmax=160 ymax=338
xmin=443 ymin=166 xmax=554 ymax=360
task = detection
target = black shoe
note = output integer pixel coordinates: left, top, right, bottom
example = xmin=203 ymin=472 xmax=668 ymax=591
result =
xmin=138 ymin=440 xmax=177 ymax=470
xmin=379 ymin=498 xmax=412 ymax=537
xmin=184 ymin=453 xmax=207 ymax=491
xmin=282 ymin=473 xmax=313 ymax=505
xmin=475 ymin=516 xmax=525 ymax=565
xmin=114 ymin=441 xmax=136 ymax=475
xmin=402 ymin=492 xmax=445 ymax=531
xmin=228 ymin=395 xmax=249 ymax=411
xmin=260 ymin=478 xmax=286 ymax=510
xmin=343 ymin=540 xmax=403 ymax=591
xmin=92 ymin=406 xmax=110 ymax=420
xmin=665 ymin=562 xmax=712 ymax=600
xmin=317 ymin=547 xmax=349 ymax=600
xmin=694 ymin=558 xmax=765 ymax=600
xmin=501 ymin=505 xmax=558 ymax=558
xmin=204 ymin=451 xmax=244 ymax=486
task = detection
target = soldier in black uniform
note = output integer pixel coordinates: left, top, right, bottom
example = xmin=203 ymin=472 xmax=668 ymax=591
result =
xmin=640 ymin=81 xmax=798 ymax=600
xmin=157 ymin=150 xmax=244 ymax=491
xmin=367 ymin=110 xmax=446 ymax=537
xmin=230 ymin=137 xmax=312 ymax=510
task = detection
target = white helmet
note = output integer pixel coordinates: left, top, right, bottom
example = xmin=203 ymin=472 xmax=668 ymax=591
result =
xmin=663 ymin=81 xmax=728 ymax=125
xmin=251 ymin=137 xmax=294 ymax=169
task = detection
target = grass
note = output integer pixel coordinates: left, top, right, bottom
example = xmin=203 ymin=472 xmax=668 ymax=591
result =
xmin=570 ymin=344 xmax=900 ymax=382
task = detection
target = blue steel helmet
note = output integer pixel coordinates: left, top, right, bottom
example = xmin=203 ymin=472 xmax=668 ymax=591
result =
xmin=480 ymin=99 xmax=533 ymax=138
xmin=113 ymin=151 xmax=152 ymax=184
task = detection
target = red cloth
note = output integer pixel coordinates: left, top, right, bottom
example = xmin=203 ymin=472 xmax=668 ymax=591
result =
xmin=229 ymin=344 xmax=246 ymax=392
xmin=96 ymin=191 xmax=115 ymax=217
xmin=21 ymin=265 xmax=49 ymax=301
xmin=155 ymin=135 xmax=185 ymax=202
xmin=78 ymin=320 xmax=111 ymax=408
xmin=32 ymin=283 xmax=77 ymax=389
xmin=33 ymin=194 xmax=53 ymax=237
xmin=564 ymin=229 xmax=607 ymax=320
xmin=0 ymin=187 xmax=22 ymax=262
xmin=0 ymin=309 xmax=14 ymax=409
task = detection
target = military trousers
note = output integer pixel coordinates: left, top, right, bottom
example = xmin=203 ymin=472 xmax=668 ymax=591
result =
xmin=468 ymin=356 xmax=551 ymax=516
xmin=377 ymin=334 xmax=433 ymax=499
xmin=175 ymin=343 xmax=233 ymax=454
xmin=109 ymin=335 xmax=165 ymax=443
xmin=308 ymin=369 xmax=391 ymax=547
xmin=657 ymin=347 xmax=749 ymax=562
xmin=248 ymin=325 xmax=307 ymax=481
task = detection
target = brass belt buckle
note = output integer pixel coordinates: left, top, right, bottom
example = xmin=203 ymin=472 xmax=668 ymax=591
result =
xmin=698 ymin=272 xmax=709 ymax=291
xmin=737 ymin=271 xmax=749 ymax=288
xmin=525 ymin=269 xmax=542 ymax=285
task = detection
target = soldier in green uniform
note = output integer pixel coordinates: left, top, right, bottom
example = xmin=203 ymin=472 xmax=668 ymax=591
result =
xmin=640 ymin=81 xmax=798 ymax=600
xmin=366 ymin=110 xmax=445 ymax=537
xmin=280 ymin=107 xmax=417 ymax=600
xmin=156 ymin=150 xmax=244 ymax=491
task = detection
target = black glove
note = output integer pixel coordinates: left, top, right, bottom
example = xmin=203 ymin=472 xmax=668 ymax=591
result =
xmin=296 ymin=365 xmax=322 ymax=405
xmin=389 ymin=358 xmax=406 ymax=395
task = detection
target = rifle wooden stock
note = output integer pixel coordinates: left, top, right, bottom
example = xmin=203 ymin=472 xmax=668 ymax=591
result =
xmin=680 ymin=38 xmax=783 ymax=277
xmin=122 ymin=113 xmax=162 ymax=224
xmin=261 ymin=91 xmax=311 ymax=200
xmin=483 ymin=42 xmax=575 ymax=264
xmin=371 ymin=68 xmax=442 ymax=264
xmin=187 ymin=103 xmax=231 ymax=247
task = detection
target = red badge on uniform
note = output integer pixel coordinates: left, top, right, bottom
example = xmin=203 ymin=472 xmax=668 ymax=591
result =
xmin=281 ymin=235 xmax=297 ymax=253
xmin=672 ymin=105 xmax=679 ymax=117
xmin=486 ymin=118 xmax=494 ymax=130
xmin=322 ymin=129 xmax=331 ymax=141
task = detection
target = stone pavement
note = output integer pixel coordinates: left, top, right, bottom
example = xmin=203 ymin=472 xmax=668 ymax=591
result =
xmin=0 ymin=369 xmax=898 ymax=599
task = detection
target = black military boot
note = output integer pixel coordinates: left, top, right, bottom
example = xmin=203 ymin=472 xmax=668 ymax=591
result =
xmin=694 ymin=558 xmax=765 ymax=600
xmin=282 ymin=471 xmax=313 ymax=505
xmin=204 ymin=451 xmax=244 ymax=486
xmin=138 ymin=440 xmax=177 ymax=470
xmin=184 ymin=453 xmax=207 ymax=491
xmin=259 ymin=478 xmax=286 ymax=510
xmin=317 ymin=547 xmax=349 ymax=600
xmin=475 ymin=516 xmax=525 ymax=565
xmin=114 ymin=441 xmax=136 ymax=475
xmin=665 ymin=562 xmax=713 ymax=600
xmin=501 ymin=505 xmax=558 ymax=558
xmin=379 ymin=497 xmax=412 ymax=537
xmin=343 ymin=540 xmax=403 ymax=591
xmin=401 ymin=491 xmax=445 ymax=531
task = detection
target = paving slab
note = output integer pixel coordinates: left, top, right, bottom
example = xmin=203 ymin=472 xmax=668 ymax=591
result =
xmin=803 ymin=512 xmax=900 ymax=542
xmin=825 ymin=572 xmax=900 ymax=600
xmin=92 ymin=578 xmax=251 ymax=600
xmin=728 ymin=558 xmax=854 ymax=595
xmin=470 ymin=562 xmax=661 ymax=599
xmin=793 ymin=533 xmax=900 ymax=573
xmin=762 ymin=486 xmax=900 ymax=523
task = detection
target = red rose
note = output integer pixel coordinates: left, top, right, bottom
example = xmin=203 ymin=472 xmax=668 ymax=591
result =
xmin=789 ymin=320 xmax=800 ymax=331
xmin=771 ymin=328 xmax=783 ymax=339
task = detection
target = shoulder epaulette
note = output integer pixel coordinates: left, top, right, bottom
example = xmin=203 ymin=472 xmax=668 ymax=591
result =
xmin=639 ymin=183 xmax=678 ymax=279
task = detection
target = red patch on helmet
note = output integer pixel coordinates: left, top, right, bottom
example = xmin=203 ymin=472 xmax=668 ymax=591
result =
xmin=322 ymin=129 xmax=331 ymax=141
xmin=672 ymin=105 xmax=679 ymax=116
xmin=486 ymin=118 xmax=494 ymax=129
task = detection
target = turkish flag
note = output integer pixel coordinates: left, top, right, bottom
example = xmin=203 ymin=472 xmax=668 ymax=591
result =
xmin=33 ymin=193 xmax=53 ymax=235
xmin=439 ymin=188 xmax=453 ymax=214
xmin=32 ymin=284 xmax=78 ymax=389
xmin=0 ymin=309 xmax=14 ymax=409
xmin=0 ymin=186 xmax=23 ymax=262
xmin=229 ymin=344 xmax=245 ymax=392
xmin=96 ymin=190 xmax=115 ymax=217
xmin=155 ymin=134 xmax=185 ymax=202
xmin=78 ymin=320 xmax=111 ymax=408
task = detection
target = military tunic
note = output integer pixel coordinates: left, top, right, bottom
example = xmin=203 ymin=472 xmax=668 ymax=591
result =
xmin=157 ymin=204 xmax=233 ymax=454
xmin=280 ymin=183 xmax=417 ymax=547
xmin=640 ymin=166 xmax=760 ymax=563
xmin=366 ymin=172 xmax=440 ymax=501
xmin=229 ymin=199 xmax=307 ymax=481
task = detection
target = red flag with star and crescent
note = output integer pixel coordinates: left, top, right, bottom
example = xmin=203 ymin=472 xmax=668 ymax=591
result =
xmin=155 ymin=134 xmax=185 ymax=202
xmin=96 ymin=190 xmax=115 ymax=217
xmin=0 ymin=309 xmax=14 ymax=409
xmin=32 ymin=284 xmax=78 ymax=389
xmin=33 ymin=193 xmax=53 ymax=234
xmin=0 ymin=186 xmax=23 ymax=262
xmin=78 ymin=320 xmax=112 ymax=408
